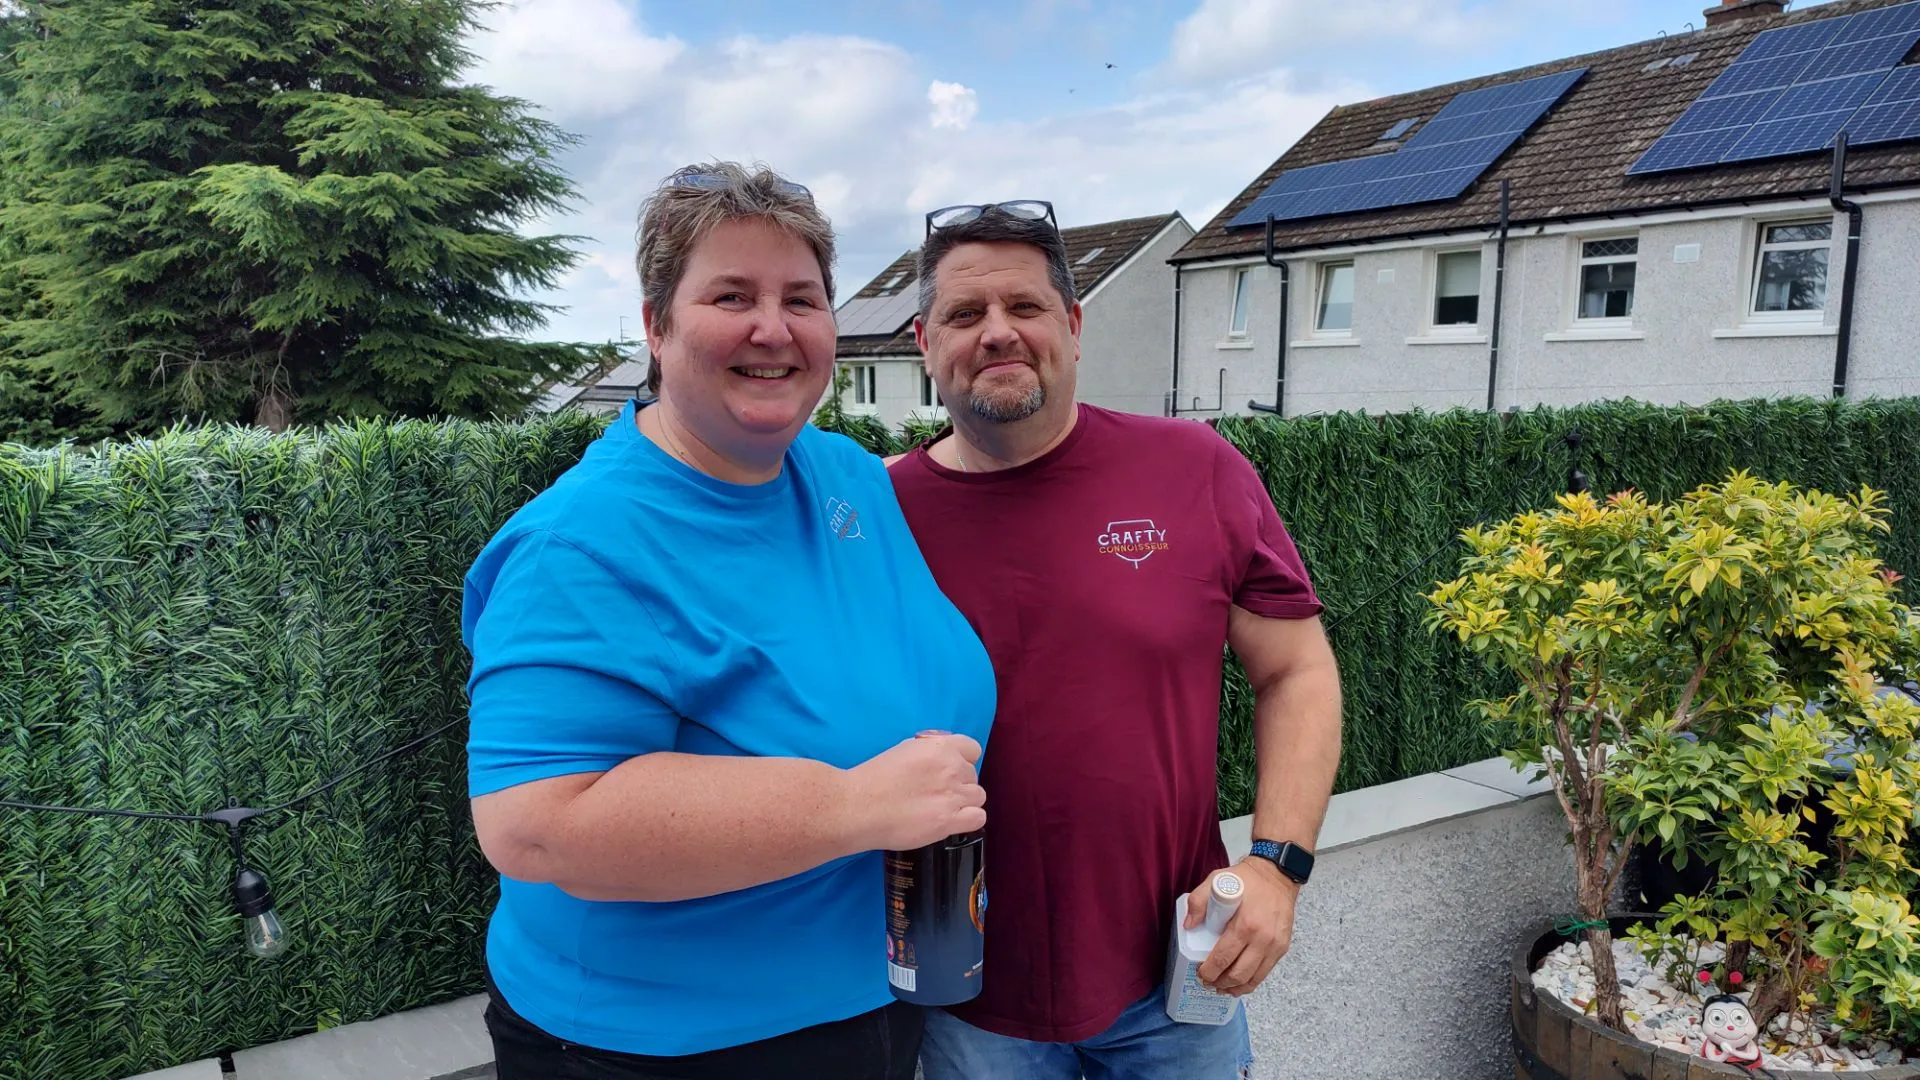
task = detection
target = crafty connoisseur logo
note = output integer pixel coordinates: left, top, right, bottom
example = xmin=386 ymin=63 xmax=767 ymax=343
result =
xmin=1098 ymin=519 xmax=1169 ymax=567
xmin=824 ymin=497 xmax=865 ymax=540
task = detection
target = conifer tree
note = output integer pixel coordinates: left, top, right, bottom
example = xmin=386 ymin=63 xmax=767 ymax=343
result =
xmin=0 ymin=0 xmax=594 ymax=433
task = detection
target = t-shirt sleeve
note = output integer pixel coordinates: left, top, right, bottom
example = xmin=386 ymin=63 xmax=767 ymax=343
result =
xmin=1212 ymin=436 xmax=1325 ymax=620
xmin=462 ymin=529 xmax=682 ymax=797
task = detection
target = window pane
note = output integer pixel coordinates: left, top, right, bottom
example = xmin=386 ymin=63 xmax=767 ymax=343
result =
xmin=1437 ymin=252 xmax=1481 ymax=297
xmin=1579 ymin=261 xmax=1637 ymax=319
xmin=1230 ymin=269 xmax=1250 ymax=335
xmin=920 ymin=370 xmax=935 ymax=407
xmin=1317 ymin=264 xmax=1354 ymax=331
xmin=1433 ymin=252 xmax=1479 ymax=326
xmin=854 ymin=366 xmax=877 ymax=404
xmin=1582 ymin=238 xmax=1639 ymax=259
xmin=1766 ymin=222 xmax=1831 ymax=244
xmin=1435 ymin=295 xmax=1479 ymax=325
xmin=1755 ymin=248 xmax=1828 ymax=312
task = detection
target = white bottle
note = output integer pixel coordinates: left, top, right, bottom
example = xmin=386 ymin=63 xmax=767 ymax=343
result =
xmin=1164 ymin=871 xmax=1245 ymax=1024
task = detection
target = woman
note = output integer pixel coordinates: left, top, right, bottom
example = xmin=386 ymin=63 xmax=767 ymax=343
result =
xmin=461 ymin=162 xmax=996 ymax=1079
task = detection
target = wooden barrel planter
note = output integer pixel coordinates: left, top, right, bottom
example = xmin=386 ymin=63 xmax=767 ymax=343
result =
xmin=1512 ymin=916 xmax=1920 ymax=1080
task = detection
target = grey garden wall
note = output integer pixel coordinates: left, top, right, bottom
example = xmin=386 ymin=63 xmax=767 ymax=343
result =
xmin=128 ymin=757 xmax=1575 ymax=1080
xmin=1228 ymin=761 xmax=1575 ymax=1080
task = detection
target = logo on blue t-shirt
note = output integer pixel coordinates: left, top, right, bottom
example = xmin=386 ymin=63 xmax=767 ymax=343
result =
xmin=825 ymin=497 xmax=865 ymax=541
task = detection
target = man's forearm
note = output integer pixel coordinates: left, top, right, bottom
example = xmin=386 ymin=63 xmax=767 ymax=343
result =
xmin=1248 ymin=658 xmax=1343 ymax=848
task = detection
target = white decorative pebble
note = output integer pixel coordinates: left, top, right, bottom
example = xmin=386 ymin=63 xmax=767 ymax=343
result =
xmin=1528 ymin=936 xmax=1912 ymax=1070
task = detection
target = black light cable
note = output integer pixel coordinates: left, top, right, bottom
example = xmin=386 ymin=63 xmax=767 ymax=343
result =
xmin=0 ymin=715 xmax=467 ymax=958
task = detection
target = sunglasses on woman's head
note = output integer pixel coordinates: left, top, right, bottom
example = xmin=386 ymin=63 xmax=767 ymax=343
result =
xmin=671 ymin=172 xmax=812 ymax=199
xmin=925 ymin=200 xmax=1057 ymax=237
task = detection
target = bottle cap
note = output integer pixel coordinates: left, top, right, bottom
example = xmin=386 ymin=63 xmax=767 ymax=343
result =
xmin=1211 ymin=872 xmax=1245 ymax=905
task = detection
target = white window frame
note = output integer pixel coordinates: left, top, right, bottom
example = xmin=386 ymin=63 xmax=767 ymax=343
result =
xmin=1746 ymin=217 xmax=1834 ymax=323
xmin=1427 ymin=247 xmax=1484 ymax=335
xmin=847 ymin=363 xmax=879 ymax=415
xmin=1313 ymin=261 xmax=1355 ymax=336
xmin=1572 ymin=234 xmax=1639 ymax=328
xmin=1228 ymin=267 xmax=1252 ymax=338
xmin=909 ymin=367 xmax=947 ymax=421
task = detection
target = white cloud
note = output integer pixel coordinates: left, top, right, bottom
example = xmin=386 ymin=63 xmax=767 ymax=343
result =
xmin=1163 ymin=0 xmax=1594 ymax=86
xmin=463 ymin=0 xmax=684 ymax=119
xmin=928 ymin=81 xmax=980 ymax=130
xmin=462 ymin=14 xmax=1363 ymax=347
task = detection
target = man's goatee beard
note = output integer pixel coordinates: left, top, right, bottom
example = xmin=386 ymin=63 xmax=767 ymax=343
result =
xmin=970 ymin=385 xmax=1045 ymax=423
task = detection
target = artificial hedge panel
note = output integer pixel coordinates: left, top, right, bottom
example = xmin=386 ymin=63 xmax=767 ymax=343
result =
xmin=1211 ymin=396 xmax=1920 ymax=817
xmin=2 ymin=396 xmax=1917 ymax=1076
xmin=0 ymin=414 xmax=604 ymax=1077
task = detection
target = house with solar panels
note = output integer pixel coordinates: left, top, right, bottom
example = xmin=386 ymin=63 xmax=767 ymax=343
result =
xmin=832 ymin=212 xmax=1194 ymax=427
xmin=1167 ymin=0 xmax=1920 ymax=419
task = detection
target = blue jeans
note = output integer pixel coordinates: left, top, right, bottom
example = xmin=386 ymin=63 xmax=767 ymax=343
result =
xmin=919 ymin=985 xmax=1254 ymax=1080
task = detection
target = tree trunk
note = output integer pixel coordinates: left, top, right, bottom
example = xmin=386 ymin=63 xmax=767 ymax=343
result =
xmin=1587 ymin=926 xmax=1625 ymax=1029
xmin=1746 ymin=970 xmax=1793 ymax=1032
xmin=254 ymin=384 xmax=294 ymax=432
xmin=1574 ymin=824 xmax=1625 ymax=1029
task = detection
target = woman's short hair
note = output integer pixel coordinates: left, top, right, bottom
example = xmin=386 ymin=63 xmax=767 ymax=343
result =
xmin=635 ymin=162 xmax=836 ymax=395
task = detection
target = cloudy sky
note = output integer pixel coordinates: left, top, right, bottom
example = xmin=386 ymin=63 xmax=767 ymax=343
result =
xmin=460 ymin=0 xmax=1841 ymax=348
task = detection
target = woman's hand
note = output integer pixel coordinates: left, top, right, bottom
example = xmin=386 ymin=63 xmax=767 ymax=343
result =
xmin=841 ymin=734 xmax=986 ymax=851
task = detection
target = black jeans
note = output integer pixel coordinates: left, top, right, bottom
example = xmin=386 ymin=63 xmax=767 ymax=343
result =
xmin=484 ymin=972 xmax=925 ymax=1080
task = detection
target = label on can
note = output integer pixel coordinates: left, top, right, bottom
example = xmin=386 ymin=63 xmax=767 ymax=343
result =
xmin=888 ymin=962 xmax=916 ymax=992
xmin=884 ymin=834 xmax=985 ymax=1007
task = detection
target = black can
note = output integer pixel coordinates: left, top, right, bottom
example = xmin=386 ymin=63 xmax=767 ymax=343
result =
xmin=884 ymin=829 xmax=985 ymax=1006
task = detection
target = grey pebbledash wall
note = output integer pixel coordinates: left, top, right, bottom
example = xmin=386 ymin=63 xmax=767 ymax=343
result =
xmin=1173 ymin=193 xmax=1920 ymax=419
xmin=1075 ymin=216 xmax=1196 ymax=418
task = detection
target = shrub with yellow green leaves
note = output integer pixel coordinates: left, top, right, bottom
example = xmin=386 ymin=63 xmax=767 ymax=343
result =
xmin=1426 ymin=471 xmax=1920 ymax=1043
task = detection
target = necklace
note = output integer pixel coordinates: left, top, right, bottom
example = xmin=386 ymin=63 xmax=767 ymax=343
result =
xmin=954 ymin=440 xmax=970 ymax=473
xmin=645 ymin=410 xmax=696 ymax=468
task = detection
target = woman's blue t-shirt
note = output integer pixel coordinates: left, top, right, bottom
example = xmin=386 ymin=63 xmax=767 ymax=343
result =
xmin=461 ymin=401 xmax=996 ymax=1056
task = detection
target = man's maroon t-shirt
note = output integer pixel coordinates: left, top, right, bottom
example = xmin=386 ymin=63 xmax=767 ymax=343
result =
xmin=887 ymin=404 xmax=1322 ymax=1043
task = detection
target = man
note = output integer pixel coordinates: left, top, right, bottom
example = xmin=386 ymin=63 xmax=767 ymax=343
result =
xmin=887 ymin=200 xmax=1344 ymax=1079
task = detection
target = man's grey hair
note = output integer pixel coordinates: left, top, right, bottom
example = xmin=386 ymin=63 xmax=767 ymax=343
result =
xmin=634 ymin=161 xmax=836 ymax=395
xmin=916 ymin=207 xmax=1074 ymax=319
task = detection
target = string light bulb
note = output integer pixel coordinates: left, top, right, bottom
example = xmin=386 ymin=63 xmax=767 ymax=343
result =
xmin=204 ymin=807 xmax=289 ymax=960
xmin=233 ymin=866 xmax=289 ymax=959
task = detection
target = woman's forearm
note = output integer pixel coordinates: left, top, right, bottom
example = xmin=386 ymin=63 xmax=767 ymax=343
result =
xmin=475 ymin=752 xmax=875 ymax=903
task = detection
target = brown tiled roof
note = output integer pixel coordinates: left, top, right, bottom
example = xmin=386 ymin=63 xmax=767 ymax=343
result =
xmin=1173 ymin=0 xmax=1920 ymax=264
xmin=838 ymin=212 xmax=1184 ymax=358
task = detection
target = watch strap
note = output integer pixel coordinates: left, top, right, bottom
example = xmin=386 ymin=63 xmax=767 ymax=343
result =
xmin=1248 ymin=839 xmax=1314 ymax=885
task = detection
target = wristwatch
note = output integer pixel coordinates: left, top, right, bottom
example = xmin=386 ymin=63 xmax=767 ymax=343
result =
xmin=1248 ymin=839 xmax=1314 ymax=885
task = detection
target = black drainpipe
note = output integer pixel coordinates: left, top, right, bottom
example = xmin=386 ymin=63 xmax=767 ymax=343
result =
xmin=1170 ymin=265 xmax=1183 ymax=416
xmin=1830 ymin=132 xmax=1862 ymax=400
xmin=1249 ymin=214 xmax=1289 ymax=415
xmin=1487 ymin=179 xmax=1510 ymax=412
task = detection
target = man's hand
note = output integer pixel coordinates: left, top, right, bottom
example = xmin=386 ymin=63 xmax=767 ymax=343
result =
xmin=1185 ymin=858 xmax=1300 ymax=996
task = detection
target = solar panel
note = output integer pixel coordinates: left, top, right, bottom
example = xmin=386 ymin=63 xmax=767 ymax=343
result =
xmin=1833 ymin=0 xmax=1920 ymax=43
xmin=1630 ymin=2 xmax=1920 ymax=175
xmin=835 ymin=289 xmax=919 ymax=338
xmin=1227 ymin=67 xmax=1585 ymax=227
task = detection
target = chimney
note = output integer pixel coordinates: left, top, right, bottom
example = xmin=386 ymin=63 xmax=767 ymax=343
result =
xmin=1704 ymin=0 xmax=1787 ymax=27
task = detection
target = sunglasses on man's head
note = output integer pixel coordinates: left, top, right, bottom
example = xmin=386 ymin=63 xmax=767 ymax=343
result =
xmin=670 ymin=172 xmax=812 ymax=199
xmin=925 ymin=200 xmax=1057 ymax=237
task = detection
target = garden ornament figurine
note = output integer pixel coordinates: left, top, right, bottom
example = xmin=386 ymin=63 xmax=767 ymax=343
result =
xmin=1699 ymin=993 xmax=1764 ymax=1070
